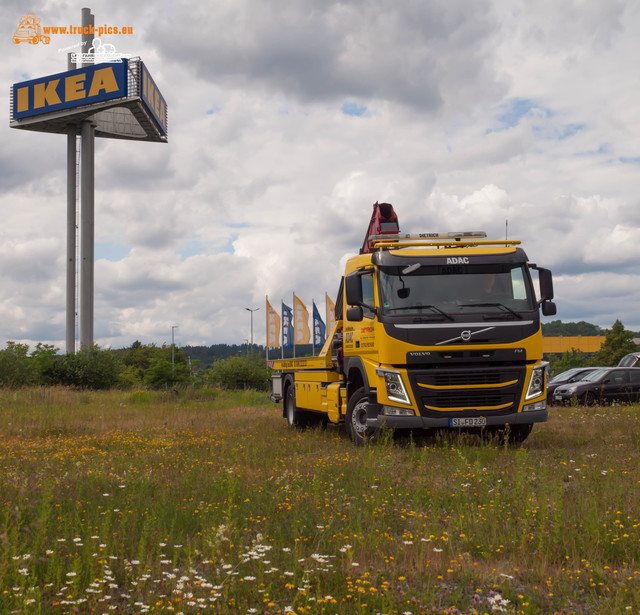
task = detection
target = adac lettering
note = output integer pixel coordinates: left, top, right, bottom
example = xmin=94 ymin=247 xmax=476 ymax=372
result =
xmin=446 ymin=256 xmax=469 ymax=264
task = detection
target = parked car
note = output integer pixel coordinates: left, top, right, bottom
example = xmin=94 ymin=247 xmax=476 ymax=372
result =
xmin=552 ymin=367 xmax=640 ymax=406
xmin=547 ymin=367 xmax=601 ymax=405
xmin=618 ymin=352 xmax=640 ymax=367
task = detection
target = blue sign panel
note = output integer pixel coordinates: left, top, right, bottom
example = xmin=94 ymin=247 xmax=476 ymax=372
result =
xmin=140 ymin=62 xmax=167 ymax=137
xmin=12 ymin=60 xmax=128 ymax=119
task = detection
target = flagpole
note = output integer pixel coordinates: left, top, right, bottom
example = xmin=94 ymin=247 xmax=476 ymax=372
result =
xmin=265 ymin=295 xmax=268 ymax=362
xmin=292 ymin=293 xmax=296 ymax=359
xmin=325 ymin=292 xmax=329 ymax=336
xmin=312 ymin=299 xmax=315 ymax=357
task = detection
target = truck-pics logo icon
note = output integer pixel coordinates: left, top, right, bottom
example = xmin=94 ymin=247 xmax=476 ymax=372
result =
xmin=13 ymin=14 xmax=50 ymax=45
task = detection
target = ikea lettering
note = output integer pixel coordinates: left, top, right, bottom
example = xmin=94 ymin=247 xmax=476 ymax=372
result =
xmin=12 ymin=60 xmax=128 ymax=119
xmin=446 ymin=257 xmax=470 ymax=264
xmin=140 ymin=62 xmax=167 ymax=136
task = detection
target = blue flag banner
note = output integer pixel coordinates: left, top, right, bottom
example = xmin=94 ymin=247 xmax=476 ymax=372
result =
xmin=313 ymin=302 xmax=326 ymax=347
xmin=282 ymin=302 xmax=293 ymax=348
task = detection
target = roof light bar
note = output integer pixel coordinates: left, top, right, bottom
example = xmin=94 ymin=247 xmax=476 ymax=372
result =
xmin=368 ymin=231 xmax=487 ymax=241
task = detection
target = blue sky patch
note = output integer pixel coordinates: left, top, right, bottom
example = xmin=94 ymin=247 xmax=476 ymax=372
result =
xmin=341 ymin=102 xmax=367 ymax=117
xmin=558 ymin=123 xmax=585 ymax=140
xmin=178 ymin=239 xmax=205 ymax=261
xmin=496 ymin=98 xmax=537 ymax=127
xmin=96 ymin=242 xmax=130 ymax=261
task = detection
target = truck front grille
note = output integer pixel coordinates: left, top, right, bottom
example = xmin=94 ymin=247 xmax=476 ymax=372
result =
xmin=409 ymin=366 xmax=525 ymax=415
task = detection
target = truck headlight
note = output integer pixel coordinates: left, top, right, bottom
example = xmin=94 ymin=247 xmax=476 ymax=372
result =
xmin=381 ymin=405 xmax=415 ymax=416
xmin=525 ymin=364 xmax=547 ymax=400
xmin=376 ymin=369 xmax=411 ymax=405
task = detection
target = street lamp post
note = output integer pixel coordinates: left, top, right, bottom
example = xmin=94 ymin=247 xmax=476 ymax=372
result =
xmin=245 ymin=307 xmax=260 ymax=348
xmin=171 ymin=325 xmax=178 ymax=382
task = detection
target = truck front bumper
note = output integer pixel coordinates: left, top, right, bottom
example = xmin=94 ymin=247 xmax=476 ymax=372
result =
xmin=366 ymin=404 xmax=547 ymax=429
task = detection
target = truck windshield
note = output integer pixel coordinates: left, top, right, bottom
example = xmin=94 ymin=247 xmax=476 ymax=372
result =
xmin=378 ymin=263 xmax=537 ymax=316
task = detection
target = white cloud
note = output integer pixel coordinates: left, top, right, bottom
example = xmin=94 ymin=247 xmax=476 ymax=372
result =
xmin=2 ymin=0 xmax=640 ymax=351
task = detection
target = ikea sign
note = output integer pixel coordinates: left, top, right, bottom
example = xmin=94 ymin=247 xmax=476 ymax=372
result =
xmin=140 ymin=62 xmax=167 ymax=137
xmin=12 ymin=60 xmax=128 ymax=119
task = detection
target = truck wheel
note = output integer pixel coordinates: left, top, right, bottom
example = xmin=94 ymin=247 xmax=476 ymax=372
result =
xmin=346 ymin=387 xmax=377 ymax=445
xmin=507 ymin=423 xmax=532 ymax=444
xmin=285 ymin=385 xmax=307 ymax=428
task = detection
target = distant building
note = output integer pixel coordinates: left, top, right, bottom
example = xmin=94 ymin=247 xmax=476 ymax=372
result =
xmin=542 ymin=336 xmax=604 ymax=355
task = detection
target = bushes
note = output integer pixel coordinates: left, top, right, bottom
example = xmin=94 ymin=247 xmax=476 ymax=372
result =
xmin=0 ymin=343 xmax=121 ymax=390
xmin=0 ymin=342 xmax=37 ymax=388
xmin=206 ymin=352 xmax=271 ymax=390
xmin=51 ymin=345 xmax=121 ymax=389
xmin=0 ymin=341 xmax=270 ymax=392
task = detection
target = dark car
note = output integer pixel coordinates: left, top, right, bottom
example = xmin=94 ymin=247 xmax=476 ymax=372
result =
xmin=553 ymin=367 xmax=640 ymax=405
xmin=546 ymin=367 xmax=601 ymax=405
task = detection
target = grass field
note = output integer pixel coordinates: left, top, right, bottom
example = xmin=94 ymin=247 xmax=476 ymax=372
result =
xmin=0 ymin=387 xmax=639 ymax=614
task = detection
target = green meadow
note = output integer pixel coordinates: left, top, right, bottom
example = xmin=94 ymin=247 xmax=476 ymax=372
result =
xmin=0 ymin=388 xmax=639 ymax=614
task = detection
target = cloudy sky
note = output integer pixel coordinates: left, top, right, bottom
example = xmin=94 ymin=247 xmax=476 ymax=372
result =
xmin=2 ymin=0 xmax=639 ymax=350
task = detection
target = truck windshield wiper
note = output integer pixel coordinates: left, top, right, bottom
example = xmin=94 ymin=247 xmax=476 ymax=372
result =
xmin=386 ymin=305 xmax=454 ymax=320
xmin=457 ymin=302 xmax=522 ymax=319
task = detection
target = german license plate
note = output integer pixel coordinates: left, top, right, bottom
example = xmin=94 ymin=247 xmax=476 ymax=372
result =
xmin=449 ymin=417 xmax=486 ymax=428
xmin=554 ymin=395 xmax=562 ymax=402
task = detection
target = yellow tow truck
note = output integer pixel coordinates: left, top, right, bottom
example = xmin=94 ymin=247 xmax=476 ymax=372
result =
xmin=269 ymin=202 xmax=556 ymax=444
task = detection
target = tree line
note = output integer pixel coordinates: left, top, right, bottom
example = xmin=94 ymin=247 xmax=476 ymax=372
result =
xmin=546 ymin=319 xmax=639 ymax=375
xmin=0 ymin=341 xmax=271 ymax=391
xmin=1 ymin=319 xmax=637 ymax=389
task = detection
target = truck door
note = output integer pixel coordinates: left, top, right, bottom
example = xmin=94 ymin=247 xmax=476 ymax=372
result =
xmin=344 ymin=269 xmax=377 ymax=360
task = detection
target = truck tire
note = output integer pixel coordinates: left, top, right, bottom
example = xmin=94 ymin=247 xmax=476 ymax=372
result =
xmin=346 ymin=387 xmax=377 ymax=445
xmin=285 ymin=385 xmax=307 ymax=428
xmin=507 ymin=423 xmax=533 ymax=444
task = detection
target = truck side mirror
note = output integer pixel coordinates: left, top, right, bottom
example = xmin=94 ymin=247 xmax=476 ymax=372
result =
xmin=346 ymin=306 xmax=364 ymax=322
xmin=538 ymin=267 xmax=554 ymax=302
xmin=345 ymin=272 xmax=363 ymax=306
xmin=542 ymin=300 xmax=557 ymax=316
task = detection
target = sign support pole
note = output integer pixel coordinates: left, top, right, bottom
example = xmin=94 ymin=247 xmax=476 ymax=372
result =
xmin=66 ymin=52 xmax=77 ymax=354
xmin=79 ymin=117 xmax=95 ymax=348
xmin=79 ymin=8 xmax=95 ymax=349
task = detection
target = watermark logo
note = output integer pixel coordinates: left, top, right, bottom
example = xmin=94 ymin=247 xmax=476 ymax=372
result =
xmin=12 ymin=14 xmax=134 ymax=46
xmin=13 ymin=14 xmax=50 ymax=45
xmin=72 ymin=38 xmax=132 ymax=64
